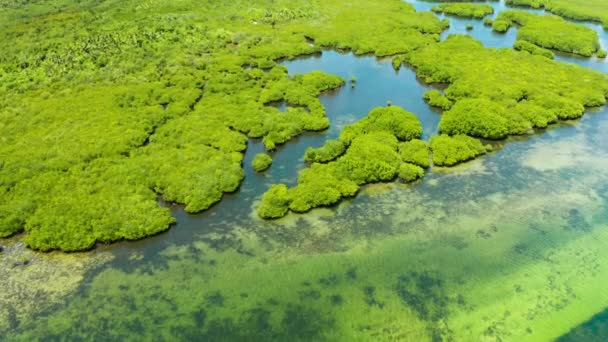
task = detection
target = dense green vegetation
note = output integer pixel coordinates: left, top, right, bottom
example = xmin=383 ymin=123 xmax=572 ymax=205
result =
xmin=421 ymin=0 xmax=499 ymax=2
xmin=406 ymin=35 xmax=608 ymax=140
xmin=0 ymin=0 xmax=448 ymax=250
xmin=424 ymin=90 xmax=453 ymax=110
xmin=305 ymin=2 xmax=448 ymax=56
xmin=398 ymin=163 xmax=425 ymax=182
xmin=493 ymin=11 xmax=600 ymax=57
xmin=252 ymin=153 xmax=272 ymax=172
xmin=2 ymin=0 xmax=608 ymax=248
xmin=513 ymin=40 xmax=554 ymax=59
xmin=2 ymin=158 xmax=177 ymax=251
xmin=258 ymin=106 xmax=426 ymax=219
xmin=304 ymin=140 xmax=346 ymax=163
xmin=257 ymin=70 xmax=346 ymax=149
xmin=399 ymin=139 xmax=430 ymax=168
xmin=257 ymin=184 xmax=292 ymax=219
xmin=339 ymin=106 xmax=423 ymax=144
xmin=430 ymin=135 xmax=491 ymax=167
xmin=439 ymin=98 xmax=525 ymax=139
xmin=431 ymin=3 xmax=493 ymax=19
xmin=505 ymin=0 xmax=608 ymax=29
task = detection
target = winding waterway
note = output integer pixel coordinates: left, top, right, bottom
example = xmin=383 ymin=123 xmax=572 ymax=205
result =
xmin=2 ymin=0 xmax=608 ymax=340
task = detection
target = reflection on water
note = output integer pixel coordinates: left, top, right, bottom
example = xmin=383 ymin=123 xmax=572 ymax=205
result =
xmin=3 ymin=0 xmax=608 ymax=340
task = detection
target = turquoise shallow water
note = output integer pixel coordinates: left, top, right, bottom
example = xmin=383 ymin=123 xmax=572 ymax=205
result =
xmin=2 ymin=0 xmax=608 ymax=340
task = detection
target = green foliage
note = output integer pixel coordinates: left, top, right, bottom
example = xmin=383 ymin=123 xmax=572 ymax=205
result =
xmin=492 ymin=19 xmax=511 ymax=33
xmin=260 ymin=106 xmax=424 ymax=218
xmin=406 ymin=35 xmax=608 ymax=141
xmin=3 ymin=0 xmax=606 ymax=249
xmin=430 ymin=135 xmax=491 ymax=167
xmin=306 ymin=1 xmax=446 ymax=56
xmin=493 ymin=10 xmax=600 ymax=56
xmin=304 ymin=140 xmax=346 ymax=163
xmin=251 ymin=7 xmax=316 ymax=27
xmin=130 ymin=110 xmax=247 ymax=214
xmin=257 ymin=69 xmax=345 ymax=149
xmin=287 ymin=132 xmax=400 ymax=214
xmin=484 ymin=18 xmax=494 ymax=26
xmin=0 ymin=0 xmax=447 ymax=250
xmin=598 ymin=50 xmax=607 ymax=59
xmin=514 ymin=40 xmax=554 ymax=59
xmin=398 ymin=163 xmax=425 ymax=183
xmin=258 ymin=184 xmax=292 ymax=219
xmin=399 ymin=139 xmax=430 ymax=168
xmin=1 ymin=158 xmax=175 ymax=251
xmin=431 ymin=3 xmax=494 ymax=19
xmin=424 ymin=90 xmax=453 ymax=110
xmin=506 ymin=0 xmax=545 ymax=7
xmin=439 ymin=99 xmax=512 ymax=139
xmin=252 ymin=153 xmax=272 ymax=172
xmin=337 ymin=132 xmax=401 ymax=185
xmin=466 ymin=24 xmax=474 ymax=30
xmin=339 ymin=106 xmax=422 ymax=145
xmin=505 ymin=0 xmax=608 ymax=29
xmin=288 ymin=162 xmax=359 ymax=213
xmin=392 ymin=54 xmax=407 ymax=70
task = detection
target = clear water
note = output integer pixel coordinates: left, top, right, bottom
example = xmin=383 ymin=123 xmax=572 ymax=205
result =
xmin=2 ymin=1 xmax=608 ymax=340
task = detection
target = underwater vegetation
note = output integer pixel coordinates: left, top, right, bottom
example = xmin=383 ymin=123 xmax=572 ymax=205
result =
xmin=11 ymin=164 xmax=608 ymax=341
xmin=493 ymin=10 xmax=601 ymax=57
xmin=7 ymin=104 xmax=608 ymax=341
xmin=558 ymin=308 xmax=608 ymax=342
xmin=0 ymin=241 xmax=113 ymax=333
xmin=4 ymin=1 xmax=608 ymax=341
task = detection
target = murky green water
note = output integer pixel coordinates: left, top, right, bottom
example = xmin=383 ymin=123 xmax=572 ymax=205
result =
xmin=2 ymin=1 xmax=608 ymax=340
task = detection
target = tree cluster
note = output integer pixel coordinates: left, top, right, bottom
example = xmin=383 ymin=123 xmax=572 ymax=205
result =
xmin=431 ymin=3 xmax=494 ymax=19
xmin=258 ymin=106 xmax=427 ymax=219
xmin=493 ymin=10 xmax=600 ymax=57
xmin=0 ymin=0 xmax=448 ymax=250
